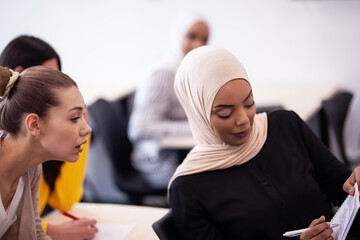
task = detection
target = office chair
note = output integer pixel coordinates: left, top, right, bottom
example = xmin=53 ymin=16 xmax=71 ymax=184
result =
xmin=117 ymin=90 xmax=135 ymax=124
xmin=321 ymin=91 xmax=353 ymax=167
xmin=87 ymin=98 xmax=167 ymax=205
xmin=256 ymin=105 xmax=285 ymax=114
xmin=152 ymin=210 xmax=180 ymax=240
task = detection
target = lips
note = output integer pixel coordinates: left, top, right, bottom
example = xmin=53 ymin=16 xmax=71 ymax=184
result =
xmin=75 ymin=145 xmax=83 ymax=152
xmin=233 ymin=128 xmax=249 ymax=138
xmin=75 ymin=140 xmax=87 ymax=152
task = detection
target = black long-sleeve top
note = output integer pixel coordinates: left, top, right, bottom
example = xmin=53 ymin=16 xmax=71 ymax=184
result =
xmin=169 ymin=110 xmax=351 ymax=240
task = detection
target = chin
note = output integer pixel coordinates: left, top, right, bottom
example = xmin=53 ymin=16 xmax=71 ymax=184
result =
xmin=229 ymin=137 xmax=249 ymax=146
xmin=67 ymin=159 xmax=79 ymax=163
xmin=64 ymin=154 xmax=80 ymax=163
xmin=230 ymin=142 xmax=246 ymax=147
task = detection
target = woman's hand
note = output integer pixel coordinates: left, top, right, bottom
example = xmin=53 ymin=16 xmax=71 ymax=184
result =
xmin=300 ymin=216 xmax=334 ymax=240
xmin=343 ymin=166 xmax=360 ymax=196
xmin=47 ymin=218 xmax=98 ymax=240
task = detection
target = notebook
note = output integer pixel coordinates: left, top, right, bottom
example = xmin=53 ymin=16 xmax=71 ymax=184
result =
xmin=331 ymin=182 xmax=360 ymax=240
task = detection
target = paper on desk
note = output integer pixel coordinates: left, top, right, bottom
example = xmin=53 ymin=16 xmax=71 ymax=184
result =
xmin=94 ymin=223 xmax=135 ymax=240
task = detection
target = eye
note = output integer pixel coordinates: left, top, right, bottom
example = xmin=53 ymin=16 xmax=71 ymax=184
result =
xmin=215 ymin=109 xmax=233 ymax=119
xmin=186 ymin=32 xmax=196 ymax=40
xmin=216 ymin=113 xmax=231 ymax=119
xmin=71 ymin=117 xmax=80 ymax=122
xmin=245 ymin=101 xmax=255 ymax=109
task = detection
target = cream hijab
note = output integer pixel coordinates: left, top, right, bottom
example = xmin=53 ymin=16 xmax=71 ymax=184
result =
xmin=168 ymin=46 xmax=268 ymax=189
xmin=158 ymin=11 xmax=209 ymax=74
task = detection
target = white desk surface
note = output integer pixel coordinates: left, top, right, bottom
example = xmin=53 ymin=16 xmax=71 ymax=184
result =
xmin=160 ymin=82 xmax=339 ymax=149
xmin=82 ymin=85 xmax=136 ymax=105
xmin=42 ymin=202 xmax=169 ymax=240
xmin=160 ymin=136 xmax=197 ymax=150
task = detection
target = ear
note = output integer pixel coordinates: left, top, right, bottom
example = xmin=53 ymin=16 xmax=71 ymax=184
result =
xmin=25 ymin=113 xmax=41 ymax=136
xmin=14 ymin=66 xmax=24 ymax=73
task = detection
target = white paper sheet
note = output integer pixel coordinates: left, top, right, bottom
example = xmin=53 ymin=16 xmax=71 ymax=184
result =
xmin=331 ymin=182 xmax=359 ymax=240
xmin=94 ymin=223 xmax=135 ymax=240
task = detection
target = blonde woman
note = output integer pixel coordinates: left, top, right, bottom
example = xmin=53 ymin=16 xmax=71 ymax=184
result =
xmin=0 ymin=35 xmax=94 ymax=240
xmin=0 ymin=66 xmax=97 ymax=239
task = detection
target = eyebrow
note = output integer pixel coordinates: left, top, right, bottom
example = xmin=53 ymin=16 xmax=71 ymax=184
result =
xmin=68 ymin=105 xmax=87 ymax=112
xmin=213 ymin=89 xmax=253 ymax=108
xmin=243 ymin=90 xmax=253 ymax=102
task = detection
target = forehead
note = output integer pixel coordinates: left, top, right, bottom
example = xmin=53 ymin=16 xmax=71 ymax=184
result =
xmin=188 ymin=21 xmax=209 ymax=35
xmin=52 ymin=87 xmax=85 ymax=110
xmin=213 ymin=79 xmax=251 ymax=105
xmin=42 ymin=58 xmax=59 ymax=71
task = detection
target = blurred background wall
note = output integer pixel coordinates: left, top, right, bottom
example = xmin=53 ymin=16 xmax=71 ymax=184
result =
xmin=1 ymin=0 xmax=359 ymax=105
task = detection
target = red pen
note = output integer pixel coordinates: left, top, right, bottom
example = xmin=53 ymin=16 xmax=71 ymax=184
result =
xmin=62 ymin=212 xmax=79 ymax=220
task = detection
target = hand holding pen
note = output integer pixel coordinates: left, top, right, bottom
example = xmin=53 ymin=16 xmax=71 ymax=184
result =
xmin=62 ymin=212 xmax=80 ymax=220
xmin=283 ymin=224 xmax=339 ymax=237
xmin=284 ymin=216 xmax=337 ymax=240
xmin=45 ymin=212 xmax=98 ymax=240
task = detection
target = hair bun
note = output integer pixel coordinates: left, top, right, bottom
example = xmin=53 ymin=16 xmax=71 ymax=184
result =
xmin=0 ymin=66 xmax=19 ymax=98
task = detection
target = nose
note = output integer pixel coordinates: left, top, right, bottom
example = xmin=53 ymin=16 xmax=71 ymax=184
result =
xmin=235 ymin=108 xmax=249 ymax=126
xmin=193 ymin=39 xmax=206 ymax=49
xmin=80 ymin=119 xmax=92 ymax=136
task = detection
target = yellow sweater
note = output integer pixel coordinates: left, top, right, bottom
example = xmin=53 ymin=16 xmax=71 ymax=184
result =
xmin=38 ymin=135 xmax=90 ymax=233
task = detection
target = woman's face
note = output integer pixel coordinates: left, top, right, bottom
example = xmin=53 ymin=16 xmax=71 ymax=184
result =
xmin=42 ymin=58 xmax=90 ymax=123
xmin=182 ymin=21 xmax=209 ymax=56
xmin=42 ymin=58 xmax=59 ymax=70
xmin=210 ymin=79 xmax=256 ymax=146
xmin=38 ymin=86 xmax=91 ymax=162
xmin=14 ymin=58 xmax=60 ymax=73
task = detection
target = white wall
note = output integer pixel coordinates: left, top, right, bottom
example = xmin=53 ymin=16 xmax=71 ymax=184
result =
xmin=1 ymin=0 xmax=360 ymax=104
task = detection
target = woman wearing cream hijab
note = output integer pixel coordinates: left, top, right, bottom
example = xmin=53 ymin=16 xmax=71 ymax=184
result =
xmin=169 ymin=46 xmax=360 ymax=240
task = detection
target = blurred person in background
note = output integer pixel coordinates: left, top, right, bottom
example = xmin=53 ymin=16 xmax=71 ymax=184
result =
xmin=128 ymin=12 xmax=210 ymax=189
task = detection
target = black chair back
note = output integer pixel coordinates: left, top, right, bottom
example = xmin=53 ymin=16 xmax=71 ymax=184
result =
xmin=88 ymin=98 xmax=133 ymax=177
xmin=88 ymin=98 xmax=166 ymax=204
xmin=321 ymin=91 xmax=353 ymax=166
xmin=152 ymin=210 xmax=180 ymax=240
